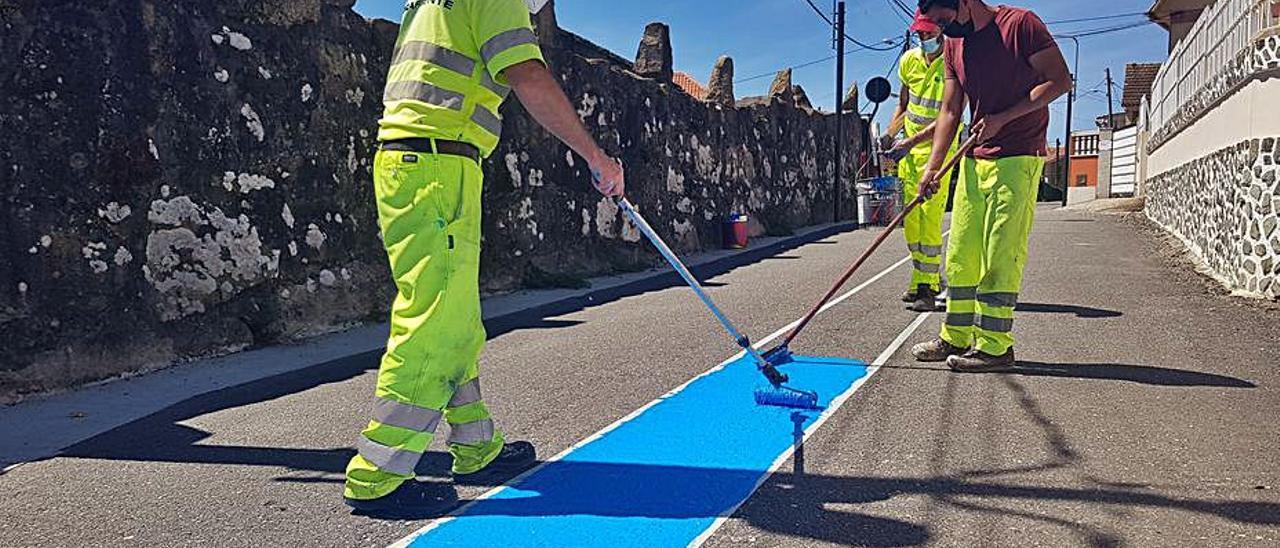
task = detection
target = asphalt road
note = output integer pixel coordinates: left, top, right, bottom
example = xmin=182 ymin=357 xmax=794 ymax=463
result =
xmin=2 ymin=205 xmax=1277 ymax=547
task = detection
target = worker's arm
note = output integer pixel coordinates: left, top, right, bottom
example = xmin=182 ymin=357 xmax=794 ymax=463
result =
xmin=918 ymin=75 xmax=965 ymax=196
xmin=898 ymin=120 xmax=937 ymax=150
xmin=971 ymin=45 xmax=1071 ymax=143
xmin=883 ymin=83 xmax=909 ymax=140
xmin=504 ymin=60 xmax=625 ymax=197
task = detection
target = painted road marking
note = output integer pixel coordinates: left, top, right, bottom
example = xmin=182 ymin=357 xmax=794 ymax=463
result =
xmin=392 ymin=233 xmax=943 ymax=548
xmin=406 ymin=354 xmax=869 ymax=547
xmin=690 ymin=312 xmax=935 ymax=546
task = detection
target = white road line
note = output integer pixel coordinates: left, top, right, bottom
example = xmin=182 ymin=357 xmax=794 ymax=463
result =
xmin=690 ymin=311 xmax=935 ymax=547
xmin=391 ymin=231 xmax=944 ymax=548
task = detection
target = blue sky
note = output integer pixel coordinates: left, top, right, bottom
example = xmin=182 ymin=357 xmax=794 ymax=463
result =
xmin=353 ymin=0 xmax=1169 ymax=143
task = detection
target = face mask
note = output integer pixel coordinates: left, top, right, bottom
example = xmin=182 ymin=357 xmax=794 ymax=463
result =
xmin=525 ymin=0 xmax=551 ymax=14
xmin=921 ymin=37 xmax=943 ymax=54
xmin=943 ymin=19 xmax=975 ymax=38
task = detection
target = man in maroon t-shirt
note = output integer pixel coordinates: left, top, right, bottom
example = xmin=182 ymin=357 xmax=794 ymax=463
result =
xmin=910 ymin=0 xmax=1072 ymax=371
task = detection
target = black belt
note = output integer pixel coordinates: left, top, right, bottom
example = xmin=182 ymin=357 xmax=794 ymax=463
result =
xmin=381 ymin=138 xmax=480 ymax=163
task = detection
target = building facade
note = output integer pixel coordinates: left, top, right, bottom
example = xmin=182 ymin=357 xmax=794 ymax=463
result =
xmin=1139 ymin=0 xmax=1280 ymax=299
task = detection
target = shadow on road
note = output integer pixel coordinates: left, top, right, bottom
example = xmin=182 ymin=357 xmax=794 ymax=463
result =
xmin=1016 ymin=302 xmax=1123 ymax=318
xmin=881 ymin=362 xmax=1254 ymax=388
xmin=1013 ymin=361 xmax=1256 ymax=388
xmin=270 ymin=458 xmax=1278 ymax=546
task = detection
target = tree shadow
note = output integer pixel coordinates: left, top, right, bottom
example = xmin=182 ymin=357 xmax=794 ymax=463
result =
xmin=1016 ymin=303 xmax=1122 ymax=318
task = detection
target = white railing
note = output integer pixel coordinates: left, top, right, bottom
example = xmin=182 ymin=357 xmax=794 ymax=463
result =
xmin=1147 ymin=0 xmax=1278 ymax=133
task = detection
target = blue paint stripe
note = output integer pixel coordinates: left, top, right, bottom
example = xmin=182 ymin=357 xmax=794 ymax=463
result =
xmin=405 ymin=355 xmax=869 ymax=547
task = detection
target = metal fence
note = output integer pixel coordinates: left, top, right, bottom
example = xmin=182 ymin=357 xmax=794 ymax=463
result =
xmin=1147 ymin=0 xmax=1278 ymax=133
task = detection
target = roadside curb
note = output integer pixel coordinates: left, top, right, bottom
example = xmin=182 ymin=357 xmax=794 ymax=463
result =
xmin=0 ymin=221 xmax=858 ymax=470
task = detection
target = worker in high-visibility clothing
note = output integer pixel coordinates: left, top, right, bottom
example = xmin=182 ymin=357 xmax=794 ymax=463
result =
xmin=882 ymin=10 xmax=960 ymax=312
xmin=911 ymin=0 xmax=1071 ymax=371
xmin=344 ymin=0 xmax=625 ymax=518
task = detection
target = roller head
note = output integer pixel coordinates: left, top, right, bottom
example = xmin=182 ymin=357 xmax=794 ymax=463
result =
xmin=762 ymin=345 xmax=795 ymax=367
xmin=754 ymin=386 xmax=821 ymax=410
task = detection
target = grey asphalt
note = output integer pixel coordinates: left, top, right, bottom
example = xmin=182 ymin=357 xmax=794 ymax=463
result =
xmin=2 ymin=205 xmax=1277 ymax=547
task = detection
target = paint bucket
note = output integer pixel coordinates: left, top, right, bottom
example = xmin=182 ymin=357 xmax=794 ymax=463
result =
xmin=723 ymin=213 xmax=749 ymax=249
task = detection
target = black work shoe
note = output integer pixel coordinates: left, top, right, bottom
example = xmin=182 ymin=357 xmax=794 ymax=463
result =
xmin=911 ymin=285 xmax=939 ymax=312
xmin=911 ymin=338 xmax=969 ymax=362
xmin=947 ymin=348 xmax=1016 ymax=373
xmin=453 ymin=441 xmax=537 ymax=486
xmin=901 ymin=288 xmax=918 ymax=303
xmin=344 ymin=480 xmax=458 ymax=520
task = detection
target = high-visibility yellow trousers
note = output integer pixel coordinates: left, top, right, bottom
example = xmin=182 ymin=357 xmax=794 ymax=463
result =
xmin=898 ymin=151 xmax=952 ymax=292
xmin=344 ymin=148 xmax=504 ymax=501
xmin=940 ymin=155 xmax=1044 ymax=357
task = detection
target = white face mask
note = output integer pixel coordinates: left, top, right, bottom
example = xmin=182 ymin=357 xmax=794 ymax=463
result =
xmin=920 ymin=36 xmax=943 ymax=55
xmin=525 ymin=0 xmax=551 ymax=13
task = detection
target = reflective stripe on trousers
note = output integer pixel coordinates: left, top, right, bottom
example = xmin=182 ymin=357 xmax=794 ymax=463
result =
xmin=940 ymin=156 xmax=1044 ymax=356
xmin=899 ymin=152 xmax=950 ymax=291
xmin=345 ymin=150 xmax=503 ymax=501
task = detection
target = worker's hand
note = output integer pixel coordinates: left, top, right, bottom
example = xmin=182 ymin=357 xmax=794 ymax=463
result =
xmin=918 ymin=167 xmax=942 ymax=199
xmin=972 ymin=112 xmax=1011 ymax=143
xmin=883 ymin=140 xmax=911 ymax=161
xmin=878 ymin=134 xmax=897 ymax=151
xmin=589 ymin=155 xmax=625 ymax=198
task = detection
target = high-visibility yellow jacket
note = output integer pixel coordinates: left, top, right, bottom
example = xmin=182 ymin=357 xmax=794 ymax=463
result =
xmin=897 ymin=47 xmax=952 ymax=157
xmin=378 ymin=0 xmax=544 ymax=157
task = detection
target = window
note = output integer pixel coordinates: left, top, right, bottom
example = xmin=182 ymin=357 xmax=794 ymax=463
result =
xmin=1076 ymin=175 xmax=1089 ymax=187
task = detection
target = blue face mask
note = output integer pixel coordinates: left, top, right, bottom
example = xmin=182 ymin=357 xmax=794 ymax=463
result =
xmin=921 ymin=36 xmax=943 ymax=55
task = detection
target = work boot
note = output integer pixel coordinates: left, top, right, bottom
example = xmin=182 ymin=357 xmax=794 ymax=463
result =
xmin=344 ymin=480 xmax=458 ymax=519
xmin=901 ymin=288 xmax=918 ymax=303
xmin=911 ymin=285 xmax=939 ymax=312
xmin=911 ymin=338 xmax=968 ymax=363
xmin=947 ymin=348 xmax=1017 ymax=373
xmin=453 ymin=441 xmax=537 ymax=486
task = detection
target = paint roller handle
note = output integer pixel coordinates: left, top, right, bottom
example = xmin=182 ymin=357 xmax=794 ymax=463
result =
xmin=918 ymin=133 xmax=980 ymax=200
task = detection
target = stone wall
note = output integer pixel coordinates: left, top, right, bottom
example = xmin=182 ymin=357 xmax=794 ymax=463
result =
xmin=1143 ymin=27 xmax=1280 ymax=300
xmin=1145 ymin=137 xmax=1280 ymax=299
xmin=0 ymin=1 xmax=860 ymax=401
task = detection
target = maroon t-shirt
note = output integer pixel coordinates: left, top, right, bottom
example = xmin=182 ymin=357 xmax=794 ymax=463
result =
xmin=944 ymin=6 xmax=1057 ymax=159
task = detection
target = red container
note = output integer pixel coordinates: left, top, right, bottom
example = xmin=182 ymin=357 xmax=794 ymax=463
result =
xmin=723 ymin=214 xmax=749 ymax=249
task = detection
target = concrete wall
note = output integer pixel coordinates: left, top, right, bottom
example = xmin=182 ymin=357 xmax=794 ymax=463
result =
xmin=0 ymin=0 xmax=861 ymax=401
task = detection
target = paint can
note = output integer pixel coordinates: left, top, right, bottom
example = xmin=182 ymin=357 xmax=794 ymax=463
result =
xmin=723 ymin=213 xmax=749 ymax=249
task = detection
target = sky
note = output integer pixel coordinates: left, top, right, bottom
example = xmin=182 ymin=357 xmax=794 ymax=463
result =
xmin=352 ymin=0 xmax=1170 ymax=144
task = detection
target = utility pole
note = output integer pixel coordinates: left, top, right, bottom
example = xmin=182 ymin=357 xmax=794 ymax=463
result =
xmin=1061 ymin=35 xmax=1079 ymax=208
xmin=1104 ymin=68 xmax=1116 ymax=127
xmin=1055 ymin=138 xmax=1063 ymax=201
xmin=833 ymin=0 xmax=846 ymax=223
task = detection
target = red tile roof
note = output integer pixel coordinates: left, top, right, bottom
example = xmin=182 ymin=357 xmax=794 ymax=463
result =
xmin=673 ymin=71 xmax=707 ymax=101
xmin=1122 ymin=63 xmax=1162 ymax=114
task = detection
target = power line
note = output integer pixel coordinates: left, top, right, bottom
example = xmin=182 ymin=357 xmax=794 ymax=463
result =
xmin=733 ymin=35 xmax=907 ymax=85
xmin=1055 ymin=20 xmax=1154 ymax=39
xmin=799 ymin=0 xmax=903 ymax=51
xmin=885 ymin=0 xmax=911 ymax=24
xmin=1043 ymin=12 xmax=1147 ymax=26
xmin=736 ymin=55 xmax=836 ymax=84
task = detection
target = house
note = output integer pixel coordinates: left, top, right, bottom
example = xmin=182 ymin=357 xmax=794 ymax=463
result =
xmin=1096 ymin=63 xmax=1161 ymax=199
xmin=1138 ymin=0 xmax=1280 ymax=298
xmin=672 ymin=71 xmax=707 ymax=101
xmin=1147 ymin=0 xmax=1216 ymax=52
xmin=1121 ymin=63 xmax=1161 ymax=124
xmin=1065 ymin=130 xmax=1101 ymax=204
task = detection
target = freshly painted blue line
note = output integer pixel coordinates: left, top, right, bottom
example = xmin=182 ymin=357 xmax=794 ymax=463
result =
xmin=407 ymin=354 xmax=869 ymax=547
